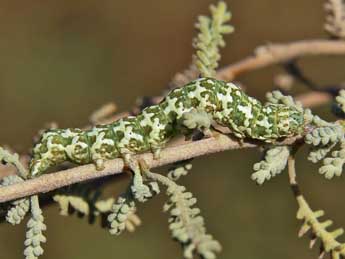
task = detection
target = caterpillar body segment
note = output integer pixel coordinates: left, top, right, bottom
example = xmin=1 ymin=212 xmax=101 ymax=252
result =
xmin=29 ymin=78 xmax=305 ymax=177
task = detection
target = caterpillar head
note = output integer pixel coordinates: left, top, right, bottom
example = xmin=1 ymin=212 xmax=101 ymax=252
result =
xmin=276 ymin=106 xmax=305 ymax=137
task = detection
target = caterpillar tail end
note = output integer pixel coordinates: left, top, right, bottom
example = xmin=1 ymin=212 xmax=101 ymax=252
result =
xmin=29 ymin=158 xmax=52 ymax=178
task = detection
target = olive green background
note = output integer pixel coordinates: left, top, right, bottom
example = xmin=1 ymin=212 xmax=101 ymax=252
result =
xmin=1 ymin=0 xmax=345 ymax=258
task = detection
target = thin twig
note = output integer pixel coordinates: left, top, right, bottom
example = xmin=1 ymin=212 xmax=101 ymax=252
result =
xmin=288 ymin=150 xmax=345 ymax=258
xmin=217 ymin=39 xmax=345 ymax=81
xmin=288 ymin=154 xmax=298 ymax=186
xmin=287 ymin=146 xmax=303 ymax=198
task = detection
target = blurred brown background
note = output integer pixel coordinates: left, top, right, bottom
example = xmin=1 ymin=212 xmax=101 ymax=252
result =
xmin=1 ymin=0 xmax=345 ymax=258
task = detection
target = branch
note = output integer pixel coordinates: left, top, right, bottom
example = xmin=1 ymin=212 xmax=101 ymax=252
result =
xmin=0 ymin=134 xmax=302 ymax=203
xmin=217 ymin=39 xmax=345 ymax=81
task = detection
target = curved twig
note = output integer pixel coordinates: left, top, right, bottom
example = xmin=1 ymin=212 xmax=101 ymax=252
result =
xmin=217 ymin=39 xmax=345 ymax=81
xmin=0 ymin=134 xmax=303 ymax=203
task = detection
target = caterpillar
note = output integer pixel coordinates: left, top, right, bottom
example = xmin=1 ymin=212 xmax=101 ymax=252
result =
xmin=29 ymin=78 xmax=305 ymax=177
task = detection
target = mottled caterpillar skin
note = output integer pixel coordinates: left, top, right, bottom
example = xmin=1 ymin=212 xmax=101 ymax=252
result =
xmin=29 ymin=78 xmax=304 ymax=177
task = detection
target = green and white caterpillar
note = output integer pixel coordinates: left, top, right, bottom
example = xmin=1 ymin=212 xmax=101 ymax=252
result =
xmin=29 ymin=78 xmax=305 ymax=177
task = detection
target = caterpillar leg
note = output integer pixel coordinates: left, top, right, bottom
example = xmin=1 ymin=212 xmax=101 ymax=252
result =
xmin=29 ymin=130 xmax=69 ymax=177
xmin=180 ymin=108 xmax=213 ymax=139
xmin=151 ymin=146 xmax=163 ymax=160
xmin=30 ymin=158 xmax=53 ymax=178
xmin=94 ymin=158 xmax=106 ymax=171
xmin=87 ymin=126 xmax=120 ymax=171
